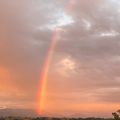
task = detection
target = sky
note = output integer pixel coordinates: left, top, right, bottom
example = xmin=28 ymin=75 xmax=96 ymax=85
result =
xmin=0 ymin=0 xmax=120 ymax=117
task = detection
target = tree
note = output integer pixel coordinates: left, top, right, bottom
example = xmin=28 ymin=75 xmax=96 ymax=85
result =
xmin=112 ymin=112 xmax=120 ymax=120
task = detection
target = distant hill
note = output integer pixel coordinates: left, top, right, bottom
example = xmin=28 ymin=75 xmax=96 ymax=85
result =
xmin=0 ymin=108 xmax=37 ymax=117
xmin=0 ymin=109 xmax=114 ymax=119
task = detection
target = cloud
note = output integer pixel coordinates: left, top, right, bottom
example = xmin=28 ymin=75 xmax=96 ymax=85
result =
xmin=0 ymin=0 xmax=120 ymax=117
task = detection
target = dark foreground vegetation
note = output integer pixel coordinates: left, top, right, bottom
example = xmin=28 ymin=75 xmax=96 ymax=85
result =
xmin=0 ymin=109 xmax=119 ymax=120
xmin=0 ymin=117 xmax=114 ymax=120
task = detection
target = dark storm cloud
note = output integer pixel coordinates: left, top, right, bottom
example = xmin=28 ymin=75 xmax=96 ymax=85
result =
xmin=49 ymin=0 xmax=120 ymax=104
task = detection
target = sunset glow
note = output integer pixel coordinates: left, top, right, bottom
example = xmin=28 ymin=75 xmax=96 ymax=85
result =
xmin=0 ymin=0 xmax=120 ymax=118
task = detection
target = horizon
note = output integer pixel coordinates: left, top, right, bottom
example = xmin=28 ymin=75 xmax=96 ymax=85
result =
xmin=0 ymin=0 xmax=120 ymax=118
xmin=0 ymin=108 xmax=115 ymax=118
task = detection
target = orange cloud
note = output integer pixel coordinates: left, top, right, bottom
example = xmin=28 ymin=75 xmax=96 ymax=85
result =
xmin=0 ymin=67 xmax=11 ymax=90
xmin=0 ymin=67 xmax=20 ymax=93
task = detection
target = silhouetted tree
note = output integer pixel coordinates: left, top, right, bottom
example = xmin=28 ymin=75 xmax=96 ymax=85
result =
xmin=117 ymin=110 xmax=120 ymax=115
xmin=112 ymin=112 xmax=120 ymax=120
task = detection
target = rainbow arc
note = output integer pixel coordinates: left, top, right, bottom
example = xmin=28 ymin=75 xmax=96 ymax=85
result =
xmin=37 ymin=0 xmax=77 ymax=115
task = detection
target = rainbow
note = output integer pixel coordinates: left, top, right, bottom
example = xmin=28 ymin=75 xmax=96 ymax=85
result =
xmin=37 ymin=0 xmax=76 ymax=115
xmin=37 ymin=29 xmax=59 ymax=114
